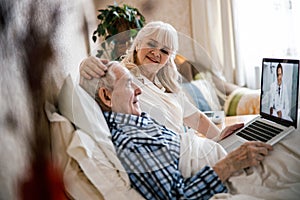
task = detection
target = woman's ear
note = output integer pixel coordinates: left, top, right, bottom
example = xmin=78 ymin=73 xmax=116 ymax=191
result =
xmin=98 ymin=87 xmax=112 ymax=108
xmin=135 ymin=41 xmax=141 ymax=51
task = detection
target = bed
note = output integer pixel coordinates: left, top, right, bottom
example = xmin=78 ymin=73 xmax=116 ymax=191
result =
xmin=45 ymin=74 xmax=300 ymax=199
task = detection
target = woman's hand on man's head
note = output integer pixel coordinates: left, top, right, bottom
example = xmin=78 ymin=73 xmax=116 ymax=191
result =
xmin=80 ymin=56 xmax=109 ymax=79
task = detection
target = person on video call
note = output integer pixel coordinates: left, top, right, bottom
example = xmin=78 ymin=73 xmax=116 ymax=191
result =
xmin=269 ymin=63 xmax=290 ymax=119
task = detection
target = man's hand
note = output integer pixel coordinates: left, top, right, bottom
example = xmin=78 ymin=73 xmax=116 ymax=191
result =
xmin=213 ymin=141 xmax=273 ymax=182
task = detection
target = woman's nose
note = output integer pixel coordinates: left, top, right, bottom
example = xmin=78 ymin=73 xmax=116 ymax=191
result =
xmin=151 ymin=49 xmax=160 ymax=57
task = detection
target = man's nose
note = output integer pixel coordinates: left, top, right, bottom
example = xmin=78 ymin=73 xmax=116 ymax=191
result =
xmin=133 ymin=83 xmax=142 ymax=95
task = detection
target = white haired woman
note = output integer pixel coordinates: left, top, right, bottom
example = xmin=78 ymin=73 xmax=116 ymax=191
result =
xmin=80 ymin=21 xmax=242 ymax=141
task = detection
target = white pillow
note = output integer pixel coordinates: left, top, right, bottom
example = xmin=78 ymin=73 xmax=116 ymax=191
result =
xmin=58 ymin=75 xmax=144 ymax=200
xmin=193 ymin=72 xmax=222 ymax=111
xmin=58 ymin=75 xmax=111 ymax=145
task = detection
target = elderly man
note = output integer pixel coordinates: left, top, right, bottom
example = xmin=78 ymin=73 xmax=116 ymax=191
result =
xmin=80 ymin=61 xmax=273 ymax=200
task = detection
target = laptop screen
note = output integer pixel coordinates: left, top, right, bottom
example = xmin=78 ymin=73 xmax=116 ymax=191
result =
xmin=260 ymin=58 xmax=300 ymax=128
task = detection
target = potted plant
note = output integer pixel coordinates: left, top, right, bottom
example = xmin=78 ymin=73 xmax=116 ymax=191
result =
xmin=92 ymin=3 xmax=146 ymax=59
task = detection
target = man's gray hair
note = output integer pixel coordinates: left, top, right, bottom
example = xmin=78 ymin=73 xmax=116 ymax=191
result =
xmin=80 ymin=61 xmax=119 ymax=106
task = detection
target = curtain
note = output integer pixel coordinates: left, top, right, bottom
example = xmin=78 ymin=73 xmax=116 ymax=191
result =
xmin=232 ymin=0 xmax=300 ymax=89
xmin=191 ymin=0 xmax=300 ymax=89
xmin=190 ymin=0 xmax=238 ymax=84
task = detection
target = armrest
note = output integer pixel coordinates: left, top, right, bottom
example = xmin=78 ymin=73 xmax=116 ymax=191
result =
xmin=224 ymin=88 xmax=260 ymax=116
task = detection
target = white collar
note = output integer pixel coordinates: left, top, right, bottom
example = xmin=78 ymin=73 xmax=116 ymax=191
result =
xmin=128 ymin=64 xmax=166 ymax=92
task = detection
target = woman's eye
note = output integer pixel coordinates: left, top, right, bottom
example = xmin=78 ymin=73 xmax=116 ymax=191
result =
xmin=147 ymin=41 xmax=156 ymax=48
xmin=160 ymin=49 xmax=169 ymax=55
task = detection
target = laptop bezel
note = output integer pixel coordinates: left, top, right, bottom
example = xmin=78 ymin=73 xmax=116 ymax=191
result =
xmin=260 ymin=58 xmax=299 ymax=129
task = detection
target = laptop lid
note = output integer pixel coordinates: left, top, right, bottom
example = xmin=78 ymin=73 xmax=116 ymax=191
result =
xmin=260 ymin=58 xmax=300 ymax=128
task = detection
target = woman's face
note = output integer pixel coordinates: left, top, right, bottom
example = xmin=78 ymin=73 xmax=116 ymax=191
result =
xmin=135 ymin=39 xmax=172 ymax=74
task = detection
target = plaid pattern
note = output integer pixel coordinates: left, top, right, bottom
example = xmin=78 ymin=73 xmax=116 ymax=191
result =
xmin=104 ymin=112 xmax=227 ymax=200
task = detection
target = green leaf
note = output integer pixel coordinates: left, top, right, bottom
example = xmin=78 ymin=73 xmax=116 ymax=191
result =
xmin=129 ymin=29 xmax=138 ymax=37
xmin=92 ymin=4 xmax=146 ymax=46
xmin=92 ymin=36 xmax=97 ymax=42
xmin=112 ymin=11 xmax=120 ymax=17
xmin=108 ymin=5 xmax=116 ymax=9
xmin=97 ymin=14 xmax=104 ymax=20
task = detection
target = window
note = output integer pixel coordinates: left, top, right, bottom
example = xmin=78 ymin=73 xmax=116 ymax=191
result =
xmin=233 ymin=0 xmax=300 ymax=89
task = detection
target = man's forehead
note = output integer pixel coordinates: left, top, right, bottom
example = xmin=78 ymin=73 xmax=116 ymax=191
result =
xmin=113 ymin=65 xmax=131 ymax=80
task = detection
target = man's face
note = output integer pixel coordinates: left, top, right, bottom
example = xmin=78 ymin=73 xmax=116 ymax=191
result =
xmin=277 ymin=67 xmax=282 ymax=85
xmin=111 ymin=65 xmax=142 ymax=115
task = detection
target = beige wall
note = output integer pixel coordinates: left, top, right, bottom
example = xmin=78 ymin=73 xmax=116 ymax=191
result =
xmin=92 ymin=0 xmax=194 ymax=57
xmin=93 ymin=0 xmax=192 ymax=39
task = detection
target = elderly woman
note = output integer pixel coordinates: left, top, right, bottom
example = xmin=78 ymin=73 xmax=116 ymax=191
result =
xmin=80 ymin=21 xmax=242 ymax=140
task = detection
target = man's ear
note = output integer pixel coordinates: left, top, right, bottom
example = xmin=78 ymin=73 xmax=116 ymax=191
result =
xmin=98 ymin=87 xmax=112 ymax=108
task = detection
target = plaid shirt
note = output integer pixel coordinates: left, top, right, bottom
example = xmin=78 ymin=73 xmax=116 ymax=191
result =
xmin=104 ymin=112 xmax=227 ymax=200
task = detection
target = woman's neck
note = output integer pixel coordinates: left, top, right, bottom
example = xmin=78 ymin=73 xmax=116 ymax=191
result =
xmin=139 ymin=66 xmax=157 ymax=82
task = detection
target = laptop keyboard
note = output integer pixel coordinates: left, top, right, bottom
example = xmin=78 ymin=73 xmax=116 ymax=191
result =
xmin=236 ymin=121 xmax=283 ymax=142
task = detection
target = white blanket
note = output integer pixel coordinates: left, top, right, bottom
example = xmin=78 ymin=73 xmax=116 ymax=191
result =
xmin=179 ymin=129 xmax=300 ymax=200
xmin=227 ymin=129 xmax=300 ymax=199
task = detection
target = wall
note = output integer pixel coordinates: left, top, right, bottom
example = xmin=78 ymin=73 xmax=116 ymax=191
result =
xmin=93 ymin=0 xmax=193 ymax=53
xmin=93 ymin=0 xmax=191 ymax=36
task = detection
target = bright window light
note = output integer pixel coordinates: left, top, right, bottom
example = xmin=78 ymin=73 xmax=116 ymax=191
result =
xmin=233 ymin=0 xmax=300 ymax=88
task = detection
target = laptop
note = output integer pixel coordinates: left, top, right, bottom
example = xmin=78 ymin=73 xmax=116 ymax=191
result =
xmin=219 ymin=58 xmax=300 ymax=152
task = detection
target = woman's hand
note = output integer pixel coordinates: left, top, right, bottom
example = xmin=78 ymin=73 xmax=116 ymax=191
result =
xmin=79 ymin=56 xmax=109 ymax=79
xmin=213 ymin=141 xmax=273 ymax=182
xmin=218 ymin=123 xmax=244 ymax=141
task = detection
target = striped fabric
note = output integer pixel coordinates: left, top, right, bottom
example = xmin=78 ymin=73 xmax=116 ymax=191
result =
xmin=104 ymin=112 xmax=227 ymax=200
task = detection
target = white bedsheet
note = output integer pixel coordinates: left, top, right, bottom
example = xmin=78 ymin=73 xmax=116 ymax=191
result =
xmin=179 ymin=129 xmax=300 ymax=200
xmin=227 ymin=129 xmax=300 ymax=199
